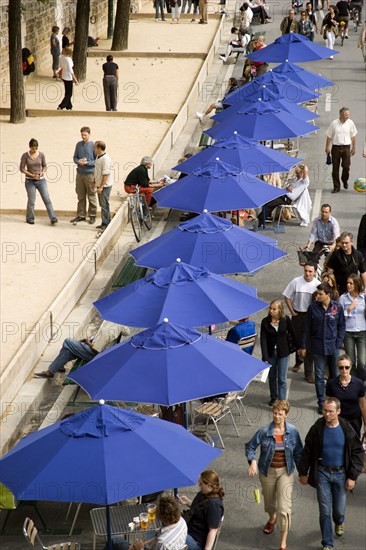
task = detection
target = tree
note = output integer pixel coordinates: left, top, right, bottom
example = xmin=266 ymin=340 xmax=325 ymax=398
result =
xmin=73 ymin=0 xmax=90 ymax=82
xmin=111 ymin=0 xmax=131 ymax=51
xmin=8 ymin=0 xmax=26 ymax=123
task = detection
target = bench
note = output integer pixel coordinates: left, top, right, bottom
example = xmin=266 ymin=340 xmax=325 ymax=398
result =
xmin=112 ymin=256 xmax=148 ymax=289
xmin=198 ymin=133 xmax=214 ymax=148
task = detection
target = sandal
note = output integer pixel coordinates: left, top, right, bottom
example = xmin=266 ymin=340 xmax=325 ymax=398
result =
xmin=263 ymin=520 xmax=275 ymax=534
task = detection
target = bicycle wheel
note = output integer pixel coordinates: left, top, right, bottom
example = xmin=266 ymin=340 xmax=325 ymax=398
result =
xmin=141 ymin=196 xmax=152 ymax=230
xmin=130 ymin=204 xmax=142 ymax=242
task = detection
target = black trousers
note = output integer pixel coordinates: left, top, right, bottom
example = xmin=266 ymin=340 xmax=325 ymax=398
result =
xmin=59 ymin=79 xmax=73 ymax=109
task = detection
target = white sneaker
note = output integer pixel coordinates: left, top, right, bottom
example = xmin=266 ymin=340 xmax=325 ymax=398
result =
xmin=219 ymin=54 xmax=227 ymax=62
xmin=196 ymin=112 xmax=205 ymax=122
xmin=300 ymin=221 xmax=309 ymax=227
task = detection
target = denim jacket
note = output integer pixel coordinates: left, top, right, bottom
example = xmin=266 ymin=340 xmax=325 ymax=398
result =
xmin=245 ymin=421 xmax=303 ymax=477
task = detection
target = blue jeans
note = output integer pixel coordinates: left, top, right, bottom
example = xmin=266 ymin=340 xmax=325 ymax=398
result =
xmin=25 ymin=178 xmax=56 ymax=222
xmin=182 ymin=0 xmax=199 ymax=13
xmin=313 ymin=351 xmax=339 ymax=407
xmin=268 ymin=353 xmax=289 ymax=401
xmin=48 ymin=338 xmax=96 ymax=373
xmin=316 ymin=466 xmax=346 ymax=549
xmin=98 ymin=186 xmax=112 ymax=227
xmin=343 ymin=331 xmax=366 ymax=381
xmin=186 ymin=534 xmax=203 ymax=550
xmin=155 ymin=0 xmax=165 ymax=19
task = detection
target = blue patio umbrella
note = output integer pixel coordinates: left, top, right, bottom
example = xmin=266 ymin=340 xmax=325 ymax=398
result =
xmin=94 ymin=259 xmax=268 ymax=327
xmin=272 ymin=61 xmax=333 ymax=90
xmin=212 ymin=89 xmax=320 ymax=123
xmin=130 ymin=212 xmax=287 ymax=274
xmin=205 ymin=102 xmax=319 ymax=141
xmin=223 ymin=72 xmax=320 ymax=106
xmin=247 ymin=32 xmax=339 ymax=63
xmin=154 ymin=159 xmax=287 ymax=213
xmin=68 ymin=320 xmax=268 ymax=405
xmin=172 ymin=133 xmax=301 ymax=176
xmin=0 ymin=402 xmax=221 ymax=547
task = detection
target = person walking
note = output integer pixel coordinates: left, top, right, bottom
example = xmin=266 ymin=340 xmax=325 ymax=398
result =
xmin=303 ymin=203 xmax=340 ymax=255
xmin=283 ymin=262 xmax=319 ymax=382
xmin=299 ymin=396 xmax=364 ymax=550
xmin=72 ymin=126 xmax=97 ymax=225
xmin=57 ymin=46 xmax=78 ymax=111
xmin=20 ymin=138 xmax=57 ymax=225
xmin=155 ymin=0 xmax=167 ymax=21
xmin=94 ymin=141 xmax=114 ymax=233
xmin=50 ymin=25 xmax=60 ymax=79
xmin=325 ymin=107 xmax=357 ymax=193
xmin=102 ymin=55 xmax=119 ymax=111
xmin=260 ymin=300 xmax=299 ymax=405
xmin=300 ymin=283 xmax=346 ymax=414
xmin=245 ymin=400 xmax=303 ymax=550
xmin=326 ymin=231 xmax=366 ymax=295
xmin=280 ymin=9 xmax=299 ymax=34
xmin=338 ymin=274 xmax=366 ymax=379
xmin=321 ymin=5 xmax=339 ymax=59
xmin=170 ymin=0 xmax=182 ymax=22
xmin=326 ymin=354 xmax=366 ymax=436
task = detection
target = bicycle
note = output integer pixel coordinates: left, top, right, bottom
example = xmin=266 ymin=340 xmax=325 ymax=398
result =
xmin=127 ymin=187 xmax=152 ymax=242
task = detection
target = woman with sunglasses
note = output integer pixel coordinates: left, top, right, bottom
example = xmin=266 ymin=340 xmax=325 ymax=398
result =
xmin=339 ymin=273 xmax=366 ymax=380
xmin=326 ymin=354 xmax=366 ymax=437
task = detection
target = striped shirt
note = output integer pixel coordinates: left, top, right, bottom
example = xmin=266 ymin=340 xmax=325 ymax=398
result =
xmin=154 ymin=517 xmax=188 ymax=550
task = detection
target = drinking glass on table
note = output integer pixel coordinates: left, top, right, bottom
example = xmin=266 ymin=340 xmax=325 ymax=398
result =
xmin=139 ymin=513 xmax=148 ymax=529
xmin=147 ymin=504 xmax=156 ymax=522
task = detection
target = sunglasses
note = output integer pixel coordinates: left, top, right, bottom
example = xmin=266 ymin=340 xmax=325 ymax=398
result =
xmin=339 ymin=366 xmax=351 ymax=370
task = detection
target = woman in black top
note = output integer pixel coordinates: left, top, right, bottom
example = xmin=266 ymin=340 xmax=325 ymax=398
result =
xmin=61 ymin=27 xmax=73 ymax=52
xmin=178 ymin=470 xmax=224 ymax=550
xmin=321 ymin=5 xmax=339 ymax=58
xmin=102 ymin=54 xmax=119 ymax=111
xmin=260 ymin=300 xmax=298 ymax=405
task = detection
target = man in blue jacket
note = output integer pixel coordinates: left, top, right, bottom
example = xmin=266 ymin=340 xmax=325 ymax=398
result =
xmin=300 ymin=283 xmax=345 ymax=414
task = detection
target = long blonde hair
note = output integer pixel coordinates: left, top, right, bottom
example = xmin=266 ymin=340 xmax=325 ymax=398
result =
xmin=267 ymin=299 xmax=285 ymax=320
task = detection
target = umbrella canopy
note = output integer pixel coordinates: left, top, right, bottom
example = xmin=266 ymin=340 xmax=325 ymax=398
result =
xmin=247 ymin=33 xmax=339 ymax=63
xmin=155 ymin=159 xmax=287 ymax=212
xmin=272 ymin=61 xmax=333 ymax=90
xmin=205 ymin=102 xmax=319 ymax=141
xmin=94 ymin=260 xmax=268 ymax=327
xmin=212 ymin=89 xmax=320 ymax=123
xmin=68 ymin=320 xmax=268 ymax=405
xmin=0 ymin=403 xmax=221 ymax=504
xmin=130 ymin=212 xmax=287 ymax=274
xmin=172 ymin=133 xmax=301 ymax=175
xmin=224 ymin=73 xmax=320 ymax=105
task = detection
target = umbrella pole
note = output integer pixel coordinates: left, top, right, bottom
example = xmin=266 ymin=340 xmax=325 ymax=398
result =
xmin=106 ymin=504 xmax=112 ymax=549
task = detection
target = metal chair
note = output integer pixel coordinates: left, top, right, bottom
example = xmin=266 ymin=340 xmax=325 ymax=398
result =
xmin=23 ymin=517 xmax=80 ymax=550
xmin=304 ymin=99 xmax=318 ymax=134
xmin=191 ymin=393 xmax=240 ymax=448
xmin=212 ymin=516 xmax=224 ymax=550
xmin=235 ymin=334 xmax=257 ymax=424
xmin=276 ymin=204 xmax=301 ymax=228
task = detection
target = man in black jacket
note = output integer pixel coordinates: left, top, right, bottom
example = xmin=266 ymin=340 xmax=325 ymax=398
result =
xmin=299 ymin=397 xmax=363 ymax=550
xmin=327 ymin=230 xmax=366 ymax=294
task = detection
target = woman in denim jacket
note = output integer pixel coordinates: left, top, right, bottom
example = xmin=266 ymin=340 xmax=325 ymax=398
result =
xmin=245 ymin=400 xmax=303 ymax=550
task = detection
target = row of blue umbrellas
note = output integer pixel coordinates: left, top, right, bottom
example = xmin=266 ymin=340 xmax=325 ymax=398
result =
xmin=0 ymin=32 xmax=338 ymax=548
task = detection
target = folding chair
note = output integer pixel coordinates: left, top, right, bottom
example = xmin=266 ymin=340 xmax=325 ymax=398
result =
xmin=276 ymin=204 xmax=301 ymax=228
xmin=235 ymin=334 xmax=257 ymax=424
xmin=23 ymin=517 xmax=80 ymax=549
xmin=191 ymin=393 xmax=240 ymax=448
xmin=304 ymin=99 xmax=318 ymax=134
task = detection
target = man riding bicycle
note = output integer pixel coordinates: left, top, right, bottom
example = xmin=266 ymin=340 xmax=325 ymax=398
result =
xmin=336 ymin=0 xmax=351 ymax=38
xmin=124 ymin=156 xmax=164 ymax=207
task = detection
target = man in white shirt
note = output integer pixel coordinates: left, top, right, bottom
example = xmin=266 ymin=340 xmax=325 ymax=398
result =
xmin=283 ymin=262 xmax=320 ymax=382
xmin=325 ymin=107 xmax=357 ymax=193
xmin=94 ymin=141 xmax=114 ymax=232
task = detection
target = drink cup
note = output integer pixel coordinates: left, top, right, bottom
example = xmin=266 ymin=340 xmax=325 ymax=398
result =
xmin=254 ymin=487 xmax=261 ymax=504
xmin=147 ymin=504 xmax=156 ymax=522
xmin=140 ymin=513 xmax=148 ymax=529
